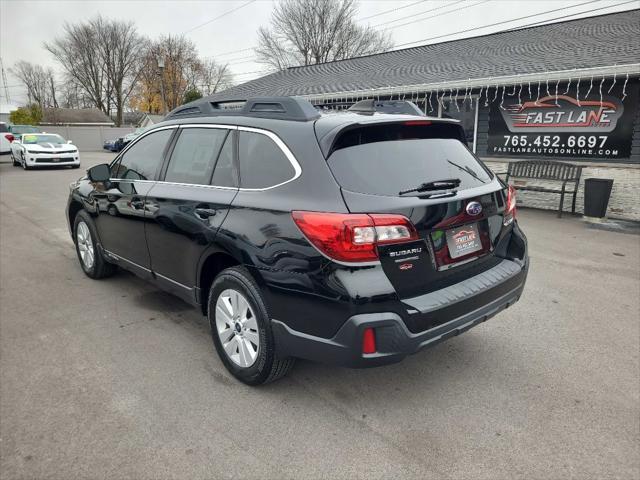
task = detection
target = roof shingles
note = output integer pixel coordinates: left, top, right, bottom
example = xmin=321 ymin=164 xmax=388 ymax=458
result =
xmin=213 ymin=10 xmax=640 ymax=100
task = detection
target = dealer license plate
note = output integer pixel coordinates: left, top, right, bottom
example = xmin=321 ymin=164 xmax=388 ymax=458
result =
xmin=445 ymin=223 xmax=482 ymax=259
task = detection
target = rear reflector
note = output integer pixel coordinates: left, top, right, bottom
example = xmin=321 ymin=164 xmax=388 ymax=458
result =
xmin=362 ymin=328 xmax=376 ymax=354
xmin=291 ymin=211 xmax=418 ymax=262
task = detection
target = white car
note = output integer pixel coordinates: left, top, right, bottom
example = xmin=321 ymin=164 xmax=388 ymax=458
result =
xmin=11 ymin=133 xmax=80 ymax=169
xmin=0 ymin=122 xmax=11 ymax=154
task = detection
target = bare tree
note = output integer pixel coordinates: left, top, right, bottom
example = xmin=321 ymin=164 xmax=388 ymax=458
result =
xmin=96 ymin=17 xmax=143 ymax=126
xmin=45 ymin=16 xmax=143 ymax=125
xmin=45 ymin=21 xmax=107 ymax=113
xmin=11 ymin=61 xmax=58 ymax=108
xmin=256 ymin=0 xmax=393 ymax=70
xmin=198 ymin=59 xmax=234 ymax=96
xmin=59 ymin=78 xmax=93 ymax=109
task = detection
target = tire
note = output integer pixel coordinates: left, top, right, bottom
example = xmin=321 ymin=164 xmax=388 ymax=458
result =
xmin=11 ymin=153 xmax=18 ymax=166
xmin=208 ymin=266 xmax=295 ymax=385
xmin=21 ymin=152 xmax=30 ymax=170
xmin=73 ymin=210 xmax=117 ymax=279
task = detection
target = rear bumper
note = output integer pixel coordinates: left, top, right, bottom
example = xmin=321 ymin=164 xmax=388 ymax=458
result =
xmin=273 ymin=258 xmax=528 ymax=368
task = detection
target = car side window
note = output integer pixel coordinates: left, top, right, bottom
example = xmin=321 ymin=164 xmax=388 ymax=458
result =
xmin=211 ymin=131 xmax=237 ymax=188
xmin=111 ymin=129 xmax=173 ymax=181
xmin=165 ymin=128 xmax=227 ymax=185
xmin=238 ymin=131 xmax=295 ymax=189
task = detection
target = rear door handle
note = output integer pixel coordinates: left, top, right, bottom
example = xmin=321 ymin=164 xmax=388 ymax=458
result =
xmin=195 ymin=206 xmax=217 ymax=219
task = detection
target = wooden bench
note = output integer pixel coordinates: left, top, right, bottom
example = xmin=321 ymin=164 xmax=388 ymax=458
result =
xmin=502 ymin=160 xmax=583 ymax=218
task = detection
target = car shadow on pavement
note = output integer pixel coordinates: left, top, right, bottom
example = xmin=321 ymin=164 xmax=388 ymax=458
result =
xmin=114 ymin=269 xmax=519 ymax=403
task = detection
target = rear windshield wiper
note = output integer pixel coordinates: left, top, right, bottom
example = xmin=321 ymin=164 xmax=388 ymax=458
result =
xmin=398 ymin=178 xmax=461 ymax=196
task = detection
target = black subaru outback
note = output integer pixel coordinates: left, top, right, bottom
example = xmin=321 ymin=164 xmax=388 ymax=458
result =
xmin=67 ymin=97 xmax=528 ymax=385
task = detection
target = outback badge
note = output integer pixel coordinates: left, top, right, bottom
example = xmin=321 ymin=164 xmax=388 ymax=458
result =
xmin=466 ymin=201 xmax=482 ymax=216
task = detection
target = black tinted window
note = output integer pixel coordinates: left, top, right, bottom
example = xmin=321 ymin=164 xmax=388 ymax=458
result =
xmin=0 ymin=123 xmax=8 ymax=133
xmin=165 ymin=128 xmax=227 ymax=185
xmin=332 ymin=123 xmax=465 ymax=152
xmin=112 ymin=129 xmax=173 ymax=180
xmin=328 ymin=138 xmax=492 ymax=196
xmin=212 ymin=132 xmax=237 ymax=188
xmin=238 ymin=131 xmax=295 ymax=189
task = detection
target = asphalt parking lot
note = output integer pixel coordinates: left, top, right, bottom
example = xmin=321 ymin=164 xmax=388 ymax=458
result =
xmin=1 ymin=151 xmax=638 ymax=479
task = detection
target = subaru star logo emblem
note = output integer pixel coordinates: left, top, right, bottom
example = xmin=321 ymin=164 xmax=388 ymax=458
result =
xmin=466 ymin=201 xmax=482 ymax=216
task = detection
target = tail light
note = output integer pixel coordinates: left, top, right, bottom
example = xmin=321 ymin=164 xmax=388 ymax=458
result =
xmin=291 ymin=211 xmax=418 ymax=263
xmin=362 ymin=328 xmax=376 ymax=354
xmin=5 ymin=134 xmax=15 ymax=143
xmin=503 ymin=185 xmax=517 ymax=226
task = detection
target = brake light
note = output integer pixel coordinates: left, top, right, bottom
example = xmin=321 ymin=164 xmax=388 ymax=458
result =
xmin=291 ymin=211 xmax=418 ymax=262
xmin=404 ymin=120 xmax=431 ymax=126
xmin=362 ymin=328 xmax=376 ymax=354
xmin=5 ymin=134 xmax=15 ymax=143
xmin=503 ymin=185 xmax=517 ymax=226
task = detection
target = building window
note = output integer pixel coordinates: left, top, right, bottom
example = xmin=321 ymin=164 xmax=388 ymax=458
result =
xmin=439 ymin=96 xmax=479 ymax=153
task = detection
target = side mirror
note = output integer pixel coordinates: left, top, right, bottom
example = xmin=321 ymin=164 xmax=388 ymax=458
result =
xmin=67 ymin=140 xmax=73 ymax=144
xmin=87 ymin=163 xmax=111 ymax=182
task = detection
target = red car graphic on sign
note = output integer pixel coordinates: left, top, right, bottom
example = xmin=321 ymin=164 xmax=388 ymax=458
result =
xmin=501 ymin=95 xmax=622 ymax=133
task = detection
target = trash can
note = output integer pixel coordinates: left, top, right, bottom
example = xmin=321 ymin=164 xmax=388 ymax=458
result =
xmin=583 ymin=178 xmax=613 ymax=218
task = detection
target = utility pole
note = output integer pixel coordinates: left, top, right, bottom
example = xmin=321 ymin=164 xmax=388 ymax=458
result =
xmin=157 ymin=56 xmax=166 ymax=115
xmin=0 ymin=56 xmax=11 ymax=104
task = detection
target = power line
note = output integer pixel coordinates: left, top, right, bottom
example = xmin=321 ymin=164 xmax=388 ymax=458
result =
xmin=372 ymin=0 xmax=466 ymax=28
xmin=389 ymin=0 xmax=606 ymax=50
xmin=218 ymin=54 xmax=257 ymax=63
xmin=182 ymin=0 xmax=257 ymax=34
xmin=207 ymin=1 xmax=480 ymax=67
xmin=207 ymin=0 xmax=429 ymax=58
xmin=359 ymin=0 xmax=426 ymax=21
xmin=207 ymin=47 xmax=256 ymax=59
xmin=225 ymin=1 xmax=636 ymax=82
xmin=214 ymin=0 xmax=633 ymax=79
xmin=231 ymin=69 xmax=274 ymax=77
xmin=502 ymin=1 xmax=636 ymax=30
xmin=380 ymin=0 xmax=490 ymax=31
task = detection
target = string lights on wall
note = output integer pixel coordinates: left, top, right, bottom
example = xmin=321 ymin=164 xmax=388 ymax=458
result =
xmin=608 ymin=70 xmax=617 ymax=93
xmin=599 ymin=76 xmax=605 ymax=105
xmin=621 ymin=72 xmax=629 ymax=101
xmin=308 ymin=67 xmax=631 ymax=115
xmin=585 ymin=75 xmax=594 ymax=101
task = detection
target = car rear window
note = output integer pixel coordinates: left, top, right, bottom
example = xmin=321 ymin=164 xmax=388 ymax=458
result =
xmin=11 ymin=126 xmax=40 ymax=135
xmin=0 ymin=123 xmax=8 ymax=133
xmin=327 ymin=134 xmax=492 ymax=196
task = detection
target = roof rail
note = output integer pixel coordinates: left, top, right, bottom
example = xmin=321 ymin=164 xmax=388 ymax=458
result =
xmin=348 ymin=99 xmax=424 ymax=116
xmin=165 ymin=96 xmax=321 ymax=122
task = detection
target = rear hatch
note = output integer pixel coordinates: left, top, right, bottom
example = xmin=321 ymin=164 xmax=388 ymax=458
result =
xmin=321 ymin=119 xmax=509 ymax=298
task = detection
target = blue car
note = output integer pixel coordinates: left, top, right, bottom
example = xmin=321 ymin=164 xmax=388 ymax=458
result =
xmin=103 ymin=139 xmax=117 ymax=151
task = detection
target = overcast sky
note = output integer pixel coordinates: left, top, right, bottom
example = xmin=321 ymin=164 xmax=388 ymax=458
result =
xmin=0 ymin=0 xmax=636 ymax=106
